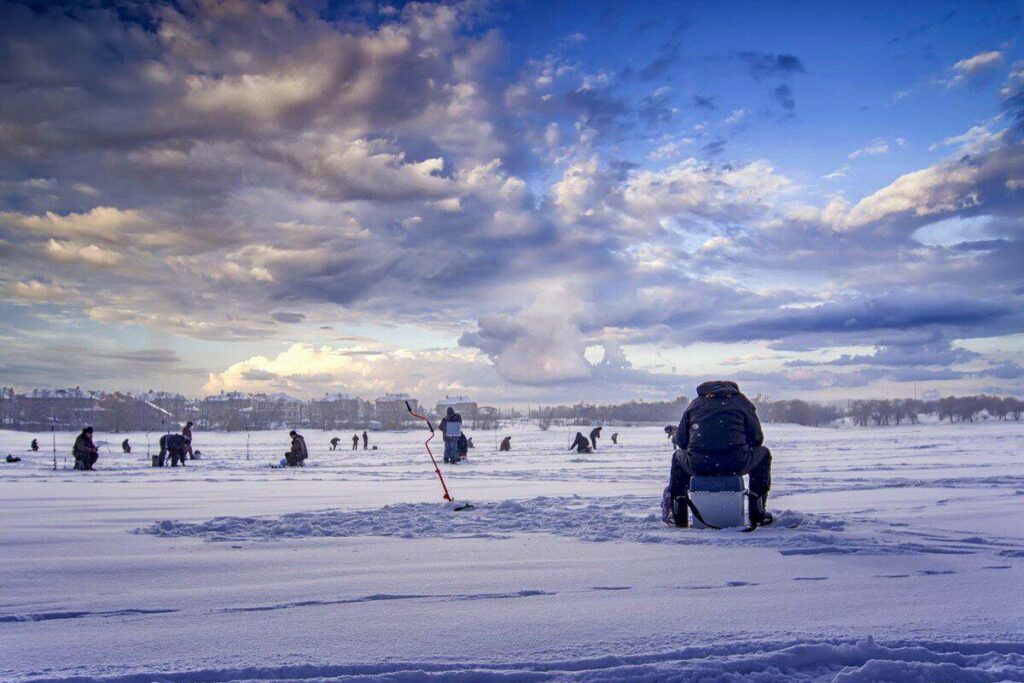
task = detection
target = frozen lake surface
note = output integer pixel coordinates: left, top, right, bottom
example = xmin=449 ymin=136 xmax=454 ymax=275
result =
xmin=2 ymin=421 xmax=1022 ymax=681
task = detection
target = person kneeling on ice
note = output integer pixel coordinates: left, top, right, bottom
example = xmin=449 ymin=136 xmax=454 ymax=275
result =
xmin=439 ymin=407 xmax=463 ymax=464
xmin=457 ymin=433 xmax=469 ymax=461
xmin=31 ymin=438 xmax=39 ymax=452
xmin=662 ymin=381 xmax=773 ymax=528
xmin=73 ymin=426 xmax=99 ymax=470
xmin=285 ymin=431 xmax=308 ymax=467
xmin=569 ymin=432 xmax=592 ymax=454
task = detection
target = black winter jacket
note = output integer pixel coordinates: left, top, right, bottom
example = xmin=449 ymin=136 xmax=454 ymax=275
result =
xmin=674 ymin=381 xmax=763 ymax=453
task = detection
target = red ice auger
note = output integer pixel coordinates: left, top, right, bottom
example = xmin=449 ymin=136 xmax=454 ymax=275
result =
xmin=406 ymin=401 xmax=473 ymax=511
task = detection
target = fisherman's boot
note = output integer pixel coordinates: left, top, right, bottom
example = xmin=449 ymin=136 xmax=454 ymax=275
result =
xmin=748 ymin=493 xmax=773 ymax=527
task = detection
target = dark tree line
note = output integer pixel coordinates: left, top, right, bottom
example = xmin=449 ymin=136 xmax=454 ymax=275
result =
xmin=529 ymin=394 xmax=1023 ymax=428
xmin=529 ymin=396 xmax=690 ymax=425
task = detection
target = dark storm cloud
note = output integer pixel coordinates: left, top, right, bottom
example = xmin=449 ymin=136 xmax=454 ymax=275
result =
xmin=692 ymin=94 xmax=718 ymax=110
xmin=638 ymin=88 xmax=675 ymax=126
xmin=773 ymin=84 xmax=796 ymax=112
xmin=93 ymin=349 xmax=181 ymax=364
xmin=701 ymin=137 xmax=727 ymax=157
xmin=698 ymin=296 xmax=1015 ymax=345
xmin=734 ymin=52 xmax=806 ymax=80
xmin=787 ymin=341 xmax=980 ymax=368
xmin=638 ymin=42 xmax=681 ymax=81
xmin=242 ymin=369 xmax=278 ymax=381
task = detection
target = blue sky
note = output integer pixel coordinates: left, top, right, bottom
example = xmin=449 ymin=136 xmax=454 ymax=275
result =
xmin=0 ymin=0 xmax=1022 ymax=405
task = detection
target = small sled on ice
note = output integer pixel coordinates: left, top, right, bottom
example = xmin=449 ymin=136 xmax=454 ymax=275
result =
xmin=671 ymin=475 xmax=772 ymax=531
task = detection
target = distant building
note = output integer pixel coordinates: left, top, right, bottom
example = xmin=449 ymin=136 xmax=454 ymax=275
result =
xmin=435 ymin=396 xmax=478 ymax=420
xmin=203 ymin=391 xmax=252 ymax=430
xmin=375 ymin=393 xmax=418 ymax=427
xmin=16 ymin=387 xmax=104 ymax=430
xmin=310 ymin=392 xmax=361 ymax=428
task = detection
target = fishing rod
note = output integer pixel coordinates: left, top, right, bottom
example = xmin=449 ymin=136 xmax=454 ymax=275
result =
xmin=405 ymin=401 xmax=472 ymax=511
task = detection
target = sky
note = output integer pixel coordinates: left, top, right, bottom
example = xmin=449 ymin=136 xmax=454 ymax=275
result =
xmin=0 ymin=0 xmax=1022 ymax=406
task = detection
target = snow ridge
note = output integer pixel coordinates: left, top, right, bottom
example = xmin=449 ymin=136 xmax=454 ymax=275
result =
xmin=135 ymin=495 xmax=1024 ymax=557
xmin=16 ymin=638 xmax=1024 ymax=682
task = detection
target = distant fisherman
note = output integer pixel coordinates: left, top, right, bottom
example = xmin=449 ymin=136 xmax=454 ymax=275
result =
xmin=183 ymin=421 xmax=194 ymax=459
xmin=439 ymin=407 xmax=463 ymax=464
xmin=569 ymin=432 xmax=592 ymax=454
xmin=611 ymin=432 xmax=619 ymax=445
xmin=73 ymin=427 xmax=99 ymax=470
xmin=158 ymin=433 xmax=189 ymax=467
xmin=30 ymin=439 xmax=39 ymax=452
xmin=330 ymin=437 xmax=340 ymax=451
xmin=286 ymin=431 xmax=308 ymax=467
xmin=589 ymin=427 xmax=602 ymax=450
xmin=499 ymin=436 xmax=512 ymax=452
xmin=352 ymin=434 xmax=359 ymax=450
xmin=122 ymin=438 xmax=131 ymax=453
xmin=362 ymin=430 xmax=368 ymax=450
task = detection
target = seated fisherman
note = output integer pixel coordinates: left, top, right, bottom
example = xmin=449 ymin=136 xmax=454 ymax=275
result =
xmin=664 ymin=381 xmax=773 ymax=527
xmin=73 ymin=426 xmax=99 ymax=470
xmin=158 ymin=433 xmax=189 ymax=467
xmin=286 ymin=430 xmax=308 ymax=467
xmin=499 ymin=436 xmax=512 ymax=452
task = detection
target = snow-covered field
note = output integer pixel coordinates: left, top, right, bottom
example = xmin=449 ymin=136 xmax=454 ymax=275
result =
xmin=2 ymin=421 xmax=1022 ymax=682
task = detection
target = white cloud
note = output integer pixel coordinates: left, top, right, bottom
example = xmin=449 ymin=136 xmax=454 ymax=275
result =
xmin=3 ymin=207 xmax=148 ymax=241
xmin=8 ymin=279 xmax=73 ymax=302
xmin=724 ymin=109 xmax=746 ymax=125
xmin=952 ymin=51 xmax=1004 ymax=79
xmin=45 ymin=239 xmax=124 ymax=268
xmin=848 ymin=139 xmax=890 ymax=159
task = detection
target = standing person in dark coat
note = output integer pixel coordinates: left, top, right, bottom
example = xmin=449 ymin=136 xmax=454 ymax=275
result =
xmin=286 ymin=430 xmax=308 ymax=467
xmin=665 ymin=381 xmax=772 ymax=527
xmin=158 ymin=433 xmax=189 ymax=467
xmin=362 ymin=430 xmax=368 ymax=450
xmin=569 ymin=432 xmax=592 ymax=454
xmin=121 ymin=438 xmax=131 ymax=453
xmin=439 ymin=407 xmax=462 ymax=464
xmin=351 ymin=434 xmax=359 ymax=450
xmin=182 ymin=421 xmax=194 ymax=459
xmin=30 ymin=439 xmax=39 ymax=452
xmin=73 ymin=427 xmax=99 ymax=470
xmin=589 ymin=427 xmax=602 ymax=450
xmin=330 ymin=437 xmax=340 ymax=451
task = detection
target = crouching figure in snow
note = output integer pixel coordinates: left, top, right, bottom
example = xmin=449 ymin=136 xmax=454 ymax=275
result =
xmin=662 ymin=381 xmax=773 ymax=528
xmin=285 ymin=430 xmax=308 ymax=467
xmin=158 ymin=433 xmax=189 ymax=467
xmin=73 ymin=426 xmax=99 ymax=470
xmin=569 ymin=432 xmax=592 ymax=454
